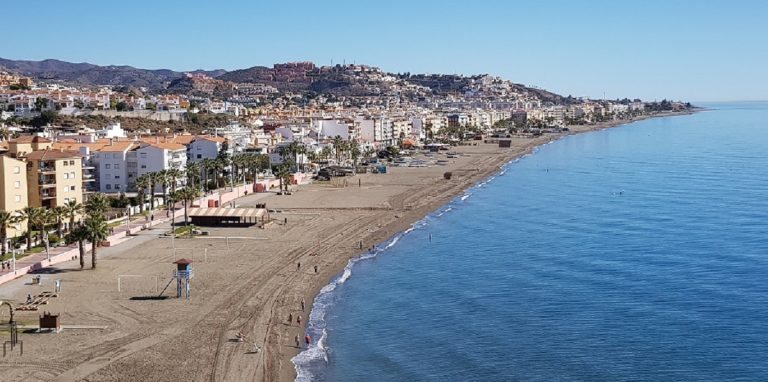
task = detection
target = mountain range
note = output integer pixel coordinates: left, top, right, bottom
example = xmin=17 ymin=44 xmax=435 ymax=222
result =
xmin=0 ymin=57 xmax=226 ymax=90
xmin=0 ymin=57 xmax=568 ymax=103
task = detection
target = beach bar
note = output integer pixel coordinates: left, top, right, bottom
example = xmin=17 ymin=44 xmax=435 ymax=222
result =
xmin=187 ymin=207 xmax=269 ymax=227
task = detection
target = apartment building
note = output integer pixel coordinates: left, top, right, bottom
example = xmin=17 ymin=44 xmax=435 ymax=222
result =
xmin=8 ymin=135 xmax=53 ymax=158
xmin=25 ymin=149 xmax=84 ymax=209
xmin=0 ymin=155 xmax=28 ymax=238
xmin=136 ymin=142 xmax=187 ymax=192
xmin=187 ymin=136 xmax=226 ymax=162
xmin=92 ymin=141 xmax=137 ymax=193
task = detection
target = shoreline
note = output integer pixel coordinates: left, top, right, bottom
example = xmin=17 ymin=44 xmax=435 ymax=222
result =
xmin=0 ymin=110 xmax=696 ymax=381
xmin=284 ymin=109 xmax=696 ymax=381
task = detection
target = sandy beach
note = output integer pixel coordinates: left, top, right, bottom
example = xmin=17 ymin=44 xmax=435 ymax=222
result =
xmin=0 ymin=112 xmax=691 ymax=381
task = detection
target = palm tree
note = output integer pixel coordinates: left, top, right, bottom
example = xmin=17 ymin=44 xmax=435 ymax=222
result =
xmin=0 ymin=210 xmax=18 ymax=258
xmin=167 ymin=190 xmax=179 ymax=227
xmin=29 ymin=209 xmax=52 ymax=259
xmin=66 ymin=225 xmax=88 ymax=269
xmin=148 ymin=171 xmax=161 ymax=209
xmin=51 ymin=206 xmax=67 ymax=239
xmin=20 ymin=206 xmax=42 ymax=250
xmin=85 ymin=192 xmax=110 ymax=218
xmin=156 ymin=169 xmax=170 ymax=208
xmin=82 ymin=192 xmax=110 ymax=269
xmin=321 ymin=145 xmax=333 ymax=162
xmin=178 ymin=187 xmax=201 ymax=226
xmin=167 ymin=168 xmax=183 ymax=193
xmin=63 ymin=199 xmax=83 ymax=232
xmin=135 ymin=174 xmax=151 ymax=214
xmin=200 ymin=158 xmax=214 ymax=190
xmin=231 ymin=154 xmax=246 ymax=184
xmin=185 ymin=161 xmax=201 ymax=191
xmin=332 ymin=136 xmax=344 ymax=164
xmin=210 ymin=158 xmax=225 ymax=188
xmin=83 ymin=217 xmax=108 ymax=269
xmin=349 ymin=141 xmax=361 ymax=166
xmin=276 ymin=164 xmax=292 ymax=194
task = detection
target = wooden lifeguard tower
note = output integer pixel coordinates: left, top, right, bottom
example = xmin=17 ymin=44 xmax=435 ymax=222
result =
xmin=173 ymin=259 xmax=194 ymax=299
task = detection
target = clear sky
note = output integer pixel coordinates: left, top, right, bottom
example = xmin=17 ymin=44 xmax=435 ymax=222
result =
xmin=5 ymin=0 xmax=767 ymax=102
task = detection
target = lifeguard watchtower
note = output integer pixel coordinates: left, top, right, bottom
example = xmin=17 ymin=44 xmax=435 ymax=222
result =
xmin=173 ymin=259 xmax=194 ymax=299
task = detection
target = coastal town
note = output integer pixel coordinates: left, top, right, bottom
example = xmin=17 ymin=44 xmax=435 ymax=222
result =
xmin=0 ymin=60 xmax=693 ymax=381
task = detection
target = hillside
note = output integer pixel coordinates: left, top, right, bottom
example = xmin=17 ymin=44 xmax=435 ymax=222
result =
xmin=0 ymin=57 xmax=226 ymax=90
xmin=0 ymin=57 xmax=575 ymax=104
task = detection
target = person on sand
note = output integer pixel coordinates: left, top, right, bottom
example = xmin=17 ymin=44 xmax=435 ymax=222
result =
xmin=305 ymin=335 xmax=312 ymax=346
xmin=314 ymin=265 xmax=318 ymax=274
xmin=297 ymin=262 xmax=301 ymax=271
xmin=26 ymin=294 xmax=32 ymax=303
xmin=301 ymin=298 xmax=305 ymax=311
xmin=236 ymin=331 xmax=246 ymax=342
xmin=288 ymin=313 xmax=293 ymax=324
xmin=295 ymin=335 xmax=300 ymax=348
xmin=296 ymin=315 xmax=302 ymax=326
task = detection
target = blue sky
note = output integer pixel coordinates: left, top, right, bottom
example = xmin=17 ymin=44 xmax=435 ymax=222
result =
xmin=5 ymin=0 xmax=767 ymax=102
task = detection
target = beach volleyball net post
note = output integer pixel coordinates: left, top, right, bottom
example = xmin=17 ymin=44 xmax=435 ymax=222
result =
xmin=117 ymin=275 xmax=160 ymax=294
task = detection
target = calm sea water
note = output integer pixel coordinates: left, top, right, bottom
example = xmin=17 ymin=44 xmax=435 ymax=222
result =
xmin=293 ymin=102 xmax=768 ymax=381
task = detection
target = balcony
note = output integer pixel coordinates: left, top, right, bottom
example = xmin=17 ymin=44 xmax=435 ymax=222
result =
xmin=39 ymin=176 xmax=56 ymax=188
xmin=41 ymin=190 xmax=57 ymax=199
xmin=38 ymin=165 xmax=56 ymax=174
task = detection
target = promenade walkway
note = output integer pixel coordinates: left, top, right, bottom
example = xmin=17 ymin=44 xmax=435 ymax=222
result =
xmin=0 ymin=175 xmax=311 ymax=288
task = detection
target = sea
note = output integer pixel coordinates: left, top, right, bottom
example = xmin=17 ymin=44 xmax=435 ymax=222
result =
xmin=293 ymin=102 xmax=768 ymax=381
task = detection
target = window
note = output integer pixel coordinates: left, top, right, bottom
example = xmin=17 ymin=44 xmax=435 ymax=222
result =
xmin=63 ymin=187 xmax=68 ymax=193
xmin=64 ymin=173 xmax=70 ymax=179
xmin=114 ymin=164 xmax=120 ymax=169
xmin=140 ymin=165 xmax=146 ymax=169
xmin=115 ymin=175 xmax=120 ymax=179
xmin=105 ymin=164 xmax=111 ymax=169
xmin=14 ymin=195 xmax=21 ymax=202
xmin=197 ymin=154 xmax=202 ymax=159
xmin=14 ymin=181 xmax=20 ymax=189
xmin=140 ymin=153 xmax=147 ymax=158
xmin=70 ymin=186 xmax=76 ymax=191
xmin=64 ymin=198 xmax=70 ymax=204
xmin=70 ymin=172 xmax=75 ymax=178
xmin=113 ymin=154 xmax=118 ymax=159
xmin=106 ymin=184 xmax=111 ymax=190
xmin=115 ymin=184 xmax=121 ymax=190
xmin=63 ymin=161 xmax=68 ymax=167
xmin=13 ymin=166 xmax=20 ymax=174
xmin=70 ymin=160 xmax=75 ymax=165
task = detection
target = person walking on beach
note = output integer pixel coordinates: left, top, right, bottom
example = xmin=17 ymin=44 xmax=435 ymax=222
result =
xmin=305 ymin=335 xmax=312 ymax=346
xmin=314 ymin=265 xmax=318 ymax=274
xmin=297 ymin=262 xmax=301 ymax=271
xmin=296 ymin=315 xmax=302 ymax=326
xmin=288 ymin=313 xmax=293 ymax=324
xmin=301 ymin=298 xmax=305 ymax=311
xmin=295 ymin=335 xmax=300 ymax=348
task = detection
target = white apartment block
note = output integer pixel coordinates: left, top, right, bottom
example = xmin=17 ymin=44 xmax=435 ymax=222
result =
xmin=187 ymin=136 xmax=226 ymax=162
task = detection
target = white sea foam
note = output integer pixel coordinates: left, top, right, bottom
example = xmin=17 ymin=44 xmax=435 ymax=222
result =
xmin=293 ymin=217 xmax=432 ymax=380
xmin=294 ymin=147 xmax=521 ymax=380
